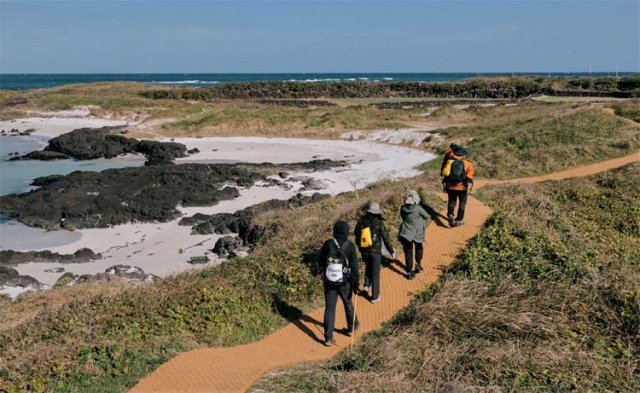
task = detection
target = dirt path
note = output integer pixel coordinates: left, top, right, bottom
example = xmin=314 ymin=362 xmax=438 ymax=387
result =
xmin=130 ymin=151 xmax=639 ymax=393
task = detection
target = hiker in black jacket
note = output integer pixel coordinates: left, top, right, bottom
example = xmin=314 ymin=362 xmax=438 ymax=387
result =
xmin=319 ymin=220 xmax=360 ymax=347
xmin=354 ymin=202 xmax=395 ymax=304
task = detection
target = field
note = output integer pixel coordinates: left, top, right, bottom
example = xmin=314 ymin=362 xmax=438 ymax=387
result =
xmin=0 ymin=77 xmax=638 ymax=391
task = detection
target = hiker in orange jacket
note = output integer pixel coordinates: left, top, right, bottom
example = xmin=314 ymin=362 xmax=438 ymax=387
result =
xmin=442 ymin=146 xmax=474 ymax=228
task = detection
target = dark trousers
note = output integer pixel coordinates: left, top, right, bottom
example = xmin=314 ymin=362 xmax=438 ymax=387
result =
xmin=447 ymin=190 xmax=468 ymax=221
xmin=400 ymin=237 xmax=423 ymax=273
xmin=363 ymin=252 xmax=382 ymax=300
xmin=324 ymin=282 xmax=356 ymax=341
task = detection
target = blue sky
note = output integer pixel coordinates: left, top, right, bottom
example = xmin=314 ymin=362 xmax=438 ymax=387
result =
xmin=1 ymin=1 xmax=638 ymax=73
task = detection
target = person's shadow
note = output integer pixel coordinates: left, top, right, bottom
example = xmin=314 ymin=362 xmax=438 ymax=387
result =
xmin=421 ymin=201 xmax=448 ymax=228
xmin=382 ymin=256 xmax=406 ymax=276
xmin=271 ymin=293 xmax=325 ymax=344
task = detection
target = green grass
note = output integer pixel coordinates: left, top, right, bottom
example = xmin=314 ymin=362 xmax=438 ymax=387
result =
xmin=427 ymin=102 xmax=640 ymax=178
xmin=254 ymin=163 xmax=640 ymax=392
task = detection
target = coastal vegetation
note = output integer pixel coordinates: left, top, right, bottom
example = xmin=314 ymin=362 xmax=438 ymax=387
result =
xmin=0 ymin=77 xmax=638 ymax=391
xmin=253 ymin=163 xmax=640 ymax=392
xmin=423 ymin=101 xmax=640 ymax=178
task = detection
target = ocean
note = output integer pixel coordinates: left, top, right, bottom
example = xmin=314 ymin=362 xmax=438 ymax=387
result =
xmin=0 ymin=72 xmax=631 ymax=90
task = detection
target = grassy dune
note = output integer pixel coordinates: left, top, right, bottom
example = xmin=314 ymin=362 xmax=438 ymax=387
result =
xmin=254 ymin=163 xmax=640 ymax=392
xmin=424 ymin=101 xmax=640 ymax=178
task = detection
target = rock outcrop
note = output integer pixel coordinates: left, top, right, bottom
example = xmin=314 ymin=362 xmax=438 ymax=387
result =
xmin=54 ymin=265 xmax=157 ymax=288
xmin=12 ymin=126 xmax=188 ymax=165
xmin=0 ymin=164 xmax=262 ymax=229
xmin=181 ymin=193 xmax=330 ymax=258
xmin=0 ymin=248 xmax=101 ymax=265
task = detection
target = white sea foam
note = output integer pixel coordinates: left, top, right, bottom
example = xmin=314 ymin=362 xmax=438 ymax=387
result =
xmin=382 ymin=77 xmax=394 ymax=81
xmin=151 ymin=80 xmax=220 ymax=85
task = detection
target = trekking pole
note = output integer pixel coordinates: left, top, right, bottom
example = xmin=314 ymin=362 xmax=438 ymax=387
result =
xmin=350 ymin=290 xmax=359 ymax=351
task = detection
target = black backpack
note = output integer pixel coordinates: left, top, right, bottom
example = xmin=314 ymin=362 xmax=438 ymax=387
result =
xmin=448 ymin=159 xmax=467 ymax=182
xmin=325 ymin=239 xmax=350 ymax=285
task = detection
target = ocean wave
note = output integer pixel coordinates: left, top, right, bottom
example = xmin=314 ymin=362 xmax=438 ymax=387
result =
xmin=382 ymin=77 xmax=393 ymax=81
xmin=285 ymin=78 xmax=343 ymax=83
xmin=151 ymin=80 xmax=220 ymax=85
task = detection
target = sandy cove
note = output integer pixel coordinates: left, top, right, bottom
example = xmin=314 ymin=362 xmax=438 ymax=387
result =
xmin=1 ymin=113 xmax=436 ymax=292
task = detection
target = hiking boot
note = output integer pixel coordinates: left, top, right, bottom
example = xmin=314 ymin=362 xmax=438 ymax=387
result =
xmin=324 ymin=339 xmax=336 ymax=347
xmin=407 ymin=272 xmax=415 ymax=280
xmin=362 ymin=285 xmax=370 ymax=295
xmin=415 ymin=265 xmax=423 ymax=273
xmin=371 ymin=297 xmax=380 ymax=304
xmin=456 ymin=220 xmax=464 ymax=227
xmin=448 ymin=214 xmax=456 ymax=228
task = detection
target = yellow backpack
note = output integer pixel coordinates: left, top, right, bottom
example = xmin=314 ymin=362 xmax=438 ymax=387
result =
xmin=441 ymin=159 xmax=454 ymax=177
xmin=360 ymin=227 xmax=373 ymax=248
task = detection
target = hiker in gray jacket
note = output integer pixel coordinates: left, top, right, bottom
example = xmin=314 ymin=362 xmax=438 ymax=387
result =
xmin=398 ymin=190 xmax=429 ymax=280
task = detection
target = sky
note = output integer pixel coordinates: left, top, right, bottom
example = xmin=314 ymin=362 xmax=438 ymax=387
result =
xmin=0 ymin=0 xmax=638 ymax=73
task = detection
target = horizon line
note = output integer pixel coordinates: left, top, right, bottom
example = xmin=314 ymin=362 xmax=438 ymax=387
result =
xmin=1 ymin=71 xmax=638 ymax=76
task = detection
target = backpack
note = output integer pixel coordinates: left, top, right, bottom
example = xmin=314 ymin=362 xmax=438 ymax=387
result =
xmin=325 ymin=239 xmax=350 ymax=285
xmin=360 ymin=227 xmax=373 ymax=248
xmin=448 ymin=159 xmax=467 ymax=182
xmin=441 ymin=159 xmax=454 ymax=177
xmin=359 ymin=219 xmax=379 ymax=249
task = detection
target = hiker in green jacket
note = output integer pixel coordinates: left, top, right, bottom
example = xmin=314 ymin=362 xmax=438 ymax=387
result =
xmin=398 ymin=190 xmax=429 ymax=280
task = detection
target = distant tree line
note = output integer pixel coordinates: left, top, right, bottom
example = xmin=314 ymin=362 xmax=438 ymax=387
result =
xmin=139 ymin=75 xmax=640 ymax=101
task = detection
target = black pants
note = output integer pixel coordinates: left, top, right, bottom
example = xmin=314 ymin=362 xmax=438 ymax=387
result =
xmin=447 ymin=189 xmax=468 ymax=221
xmin=324 ymin=282 xmax=356 ymax=341
xmin=363 ymin=252 xmax=382 ymax=300
xmin=400 ymin=237 xmax=423 ymax=273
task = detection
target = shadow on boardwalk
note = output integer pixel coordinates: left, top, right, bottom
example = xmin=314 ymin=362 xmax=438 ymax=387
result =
xmin=272 ymin=293 xmax=324 ymax=344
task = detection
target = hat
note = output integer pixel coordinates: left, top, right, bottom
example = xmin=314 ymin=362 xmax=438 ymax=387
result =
xmin=405 ymin=190 xmax=420 ymax=205
xmin=452 ymin=146 xmax=467 ymax=156
xmin=333 ymin=220 xmax=350 ymax=238
xmin=367 ymin=202 xmax=382 ymax=215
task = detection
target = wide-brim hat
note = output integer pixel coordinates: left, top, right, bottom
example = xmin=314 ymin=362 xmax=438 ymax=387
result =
xmin=405 ymin=190 xmax=420 ymax=205
xmin=367 ymin=202 xmax=382 ymax=215
xmin=452 ymin=146 xmax=467 ymax=156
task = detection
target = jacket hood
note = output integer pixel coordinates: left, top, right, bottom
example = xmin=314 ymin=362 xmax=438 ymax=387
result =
xmin=333 ymin=220 xmax=350 ymax=244
xmin=402 ymin=204 xmax=421 ymax=214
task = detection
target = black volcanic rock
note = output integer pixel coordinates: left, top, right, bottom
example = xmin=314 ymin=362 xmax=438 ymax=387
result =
xmin=11 ymin=151 xmax=70 ymax=161
xmin=19 ymin=126 xmax=187 ymax=164
xmin=0 ymin=266 xmax=40 ymax=289
xmin=182 ymin=193 xmax=330 ymax=251
xmin=0 ymin=164 xmax=263 ymax=229
xmin=213 ymin=236 xmax=244 ymax=258
xmin=0 ymin=248 xmax=101 ymax=265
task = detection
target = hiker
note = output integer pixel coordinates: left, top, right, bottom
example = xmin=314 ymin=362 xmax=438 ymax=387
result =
xmin=319 ymin=220 xmax=360 ymax=347
xmin=441 ymin=146 xmax=475 ymax=227
xmin=398 ymin=190 xmax=429 ymax=280
xmin=354 ymin=202 xmax=396 ymax=304
xmin=440 ymin=143 xmax=458 ymax=193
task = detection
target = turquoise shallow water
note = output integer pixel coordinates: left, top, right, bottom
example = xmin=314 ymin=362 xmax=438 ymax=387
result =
xmin=0 ymin=136 xmax=145 ymax=250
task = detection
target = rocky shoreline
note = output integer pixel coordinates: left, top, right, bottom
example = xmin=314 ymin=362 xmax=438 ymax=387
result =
xmin=180 ymin=192 xmax=330 ymax=257
xmin=8 ymin=126 xmax=188 ymax=165
xmin=0 ymin=248 xmax=101 ymax=265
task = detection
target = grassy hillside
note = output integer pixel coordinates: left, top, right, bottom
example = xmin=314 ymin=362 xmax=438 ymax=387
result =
xmin=254 ymin=163 xmax=640 ymax=392
xmin=423 ymin=101 xmax=640 ymax=178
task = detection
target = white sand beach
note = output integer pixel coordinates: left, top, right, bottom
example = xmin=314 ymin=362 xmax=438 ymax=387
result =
xmin=2 ymin=112 xmax=436 ymax=292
